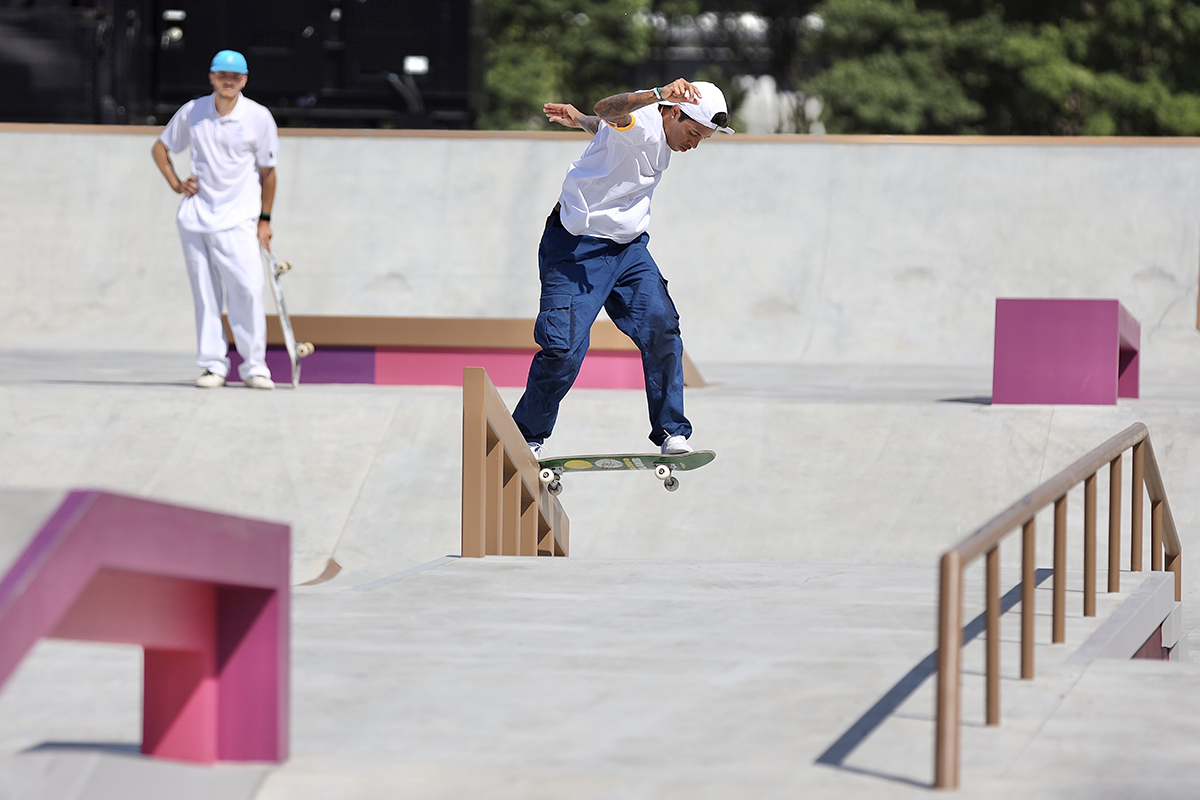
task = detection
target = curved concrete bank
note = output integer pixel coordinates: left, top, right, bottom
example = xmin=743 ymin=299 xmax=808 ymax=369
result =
xmin=2 ymin=126 xmax=1199 ymax=367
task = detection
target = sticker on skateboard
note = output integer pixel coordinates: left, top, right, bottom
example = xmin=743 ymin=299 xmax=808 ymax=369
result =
xmin=261 ymin=247 xmax=314 ymax=387
xmin=538 ymin=450 xmax=715 ymax=494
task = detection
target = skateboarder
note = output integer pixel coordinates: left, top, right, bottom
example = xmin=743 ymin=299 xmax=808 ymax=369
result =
xmin=151 ymin=49 xmax=279 ymax=390
xmin=512 ymin=78 xmax=733 ymax=456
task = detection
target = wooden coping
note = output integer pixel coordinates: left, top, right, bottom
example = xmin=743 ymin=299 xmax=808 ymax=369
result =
xmin=252 ymin=315 xmax=707 ymax=386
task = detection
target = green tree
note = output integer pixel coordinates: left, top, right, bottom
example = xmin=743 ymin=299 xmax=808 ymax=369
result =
xmin=799 ymin=0 xmax=1200 ymax=135
xmin=798 ymin=0 xmax=1007 ymax=134
xmin=480 ymin=0 xmax=656 ymax=129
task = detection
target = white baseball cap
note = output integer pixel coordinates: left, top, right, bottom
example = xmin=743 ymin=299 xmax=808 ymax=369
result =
xmin=659 ymin=81 xmax=735 ymax=134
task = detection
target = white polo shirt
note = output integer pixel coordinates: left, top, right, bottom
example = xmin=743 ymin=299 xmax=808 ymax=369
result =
xmin=159 ymin=93 xmax=279 ymax=233
xmin=558 ymin=104 xmax=672 ymax=244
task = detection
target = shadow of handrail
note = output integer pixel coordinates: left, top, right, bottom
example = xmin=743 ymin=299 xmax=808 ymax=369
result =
xmin=816 ymin=568 xmax=1052 ymax=784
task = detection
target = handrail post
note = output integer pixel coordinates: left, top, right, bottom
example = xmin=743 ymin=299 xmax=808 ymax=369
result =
xmin=935 ymin=550 xmax=963 ymax=789
xmin=985 ymin=545 xmax=1000 ymax=726
xmin=1131 ymin=441 xmax=1144 ymax=572
xmin=1021 ymin=519 xmax=1036 ymax=679
xmin=461 ymin=369 xmax=487 ymax=557
xmin=1084 ymin=473 xmax=1097 ymax=616
xmin=1108 ymin=455 xmax=1122 ymax=592
xmin=1052 ymin=496 xmax=1067 ymax=643
xmin=1151 ymin=500 xmax=1163 ymax=572
xmin=1167 ymin=553 xmax=1182 ymax=602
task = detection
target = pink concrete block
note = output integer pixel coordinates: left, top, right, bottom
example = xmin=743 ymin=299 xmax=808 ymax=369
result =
xmin=993 ymin=299 xmax=1140 ymax=405
xmin=375 ymin=347 xmax=534 ymax=387
xmin=0 ymin=491 xmax=289 ymax=764
xmin=573 ymin=350 xmax=645 ymax=390
xmin=374 ymin=347 xmax=645 ymax=389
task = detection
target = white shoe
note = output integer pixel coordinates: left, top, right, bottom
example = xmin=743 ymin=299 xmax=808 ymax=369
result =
xmin=528 ymin=441 xmax=544 ymax=459
xmin=661 ymin=435 xmax=693 ymax=455
xmin=245 ymin=375 xmax=275 ymax=390
xmin=196 ymin=370 xmax=226 ymax=388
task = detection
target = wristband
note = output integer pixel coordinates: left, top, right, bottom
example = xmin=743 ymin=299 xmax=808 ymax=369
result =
xmin=653 ymin=86 xmax=663 ymax=101
xmin=259 ymin=213 xmax=271 ymax=222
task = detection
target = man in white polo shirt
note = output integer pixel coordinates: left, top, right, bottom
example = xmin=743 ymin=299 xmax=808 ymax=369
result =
xmin=512 ymin=78 xmax=733 ymax=456
xmin=151 ymin=49 xmax=279 ymax=389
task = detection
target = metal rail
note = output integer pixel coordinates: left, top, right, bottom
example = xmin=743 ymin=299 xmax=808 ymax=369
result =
xmin=462 ymin=367 xmax=568 ymax=558
xmin=935 ymin=423 xmax=1181 ymax=789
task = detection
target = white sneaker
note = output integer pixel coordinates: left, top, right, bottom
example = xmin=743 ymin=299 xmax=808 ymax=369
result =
xmin=528 ymin=441 xmax=544 ymax=459
xmin=196 ymin=370 xmax=226 ymax=388
xmin=661 ymin=435 xmax=693 ymax=455
xmin=244 ymin=375 xmax=275 ymax=390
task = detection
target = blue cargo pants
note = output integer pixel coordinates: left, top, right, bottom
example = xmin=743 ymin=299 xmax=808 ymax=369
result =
xmin=512 ymin=218 xmax=692 ymax=447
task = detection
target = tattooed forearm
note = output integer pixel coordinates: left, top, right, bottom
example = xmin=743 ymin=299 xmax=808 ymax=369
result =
xmin=577 ymin=115 xmax=601 ymax=135
xmin=593 ymin=91 xmax=657 ymax=122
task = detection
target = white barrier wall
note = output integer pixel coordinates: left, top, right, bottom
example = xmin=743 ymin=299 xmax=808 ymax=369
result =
xmin=3 ymin=125 xmax=1199 ymax=367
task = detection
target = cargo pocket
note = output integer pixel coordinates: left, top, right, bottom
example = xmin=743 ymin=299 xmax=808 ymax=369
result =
xmin=534 ymin=293 xmax=573 ymax=351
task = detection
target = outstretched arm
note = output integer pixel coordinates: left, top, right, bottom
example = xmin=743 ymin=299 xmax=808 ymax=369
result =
xmin=544 ymin=102 xmax=601 ymax=135
xmin=592 ymin=78 xmax=702 ymax=128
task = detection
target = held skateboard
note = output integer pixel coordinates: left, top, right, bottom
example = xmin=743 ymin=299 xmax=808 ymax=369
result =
xmin=261 ymin=246 xmax=314 ymax=386
xmin=538 ymin=450 xmax=715 ymax=495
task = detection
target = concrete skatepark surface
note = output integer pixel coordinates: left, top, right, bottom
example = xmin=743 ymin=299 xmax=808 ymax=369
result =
xmin=3 ymin=127 xmax=1200 ymax=796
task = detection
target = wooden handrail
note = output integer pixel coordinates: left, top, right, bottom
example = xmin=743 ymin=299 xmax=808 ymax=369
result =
xmin=461 ymin=367 xmax=568 ymax=558
xmin=934 ymin=423 xmax=1181 ymax=788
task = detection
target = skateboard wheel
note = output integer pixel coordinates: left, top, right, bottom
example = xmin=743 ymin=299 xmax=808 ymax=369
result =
xmin=276 ymin=260 xmax=293 ymax=275
xmin=548 ymin=480 xmax=563 ymax=496
xmin=539 ymin=468 xmax=555 ymax=484
xmin=296 ymin=342 xmax=315 ymax=358
xmin=654 ymin=464 xmax=672 ymax=480
xmin=663 ymin=476 xmax=679 ymax=492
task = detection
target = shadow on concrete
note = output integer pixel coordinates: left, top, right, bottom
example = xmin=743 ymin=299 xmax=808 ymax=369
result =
xmin=814 ymin=567 xmax=1052 ymax=786
xmin=24 ymin=741 xmax=141 ymax=756
xmin=938 ymin=395 xmax=993 ymax=405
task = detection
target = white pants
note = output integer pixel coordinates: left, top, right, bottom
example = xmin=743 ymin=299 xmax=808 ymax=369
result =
xmin=178 ymin=219 xmax=270 ymax=380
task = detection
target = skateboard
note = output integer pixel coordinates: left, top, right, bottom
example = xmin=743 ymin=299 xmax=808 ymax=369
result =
xmin=261 ymin=246 xmax=314 ymax=386
xmin=538 ymin=450 xmax=715 ymax=494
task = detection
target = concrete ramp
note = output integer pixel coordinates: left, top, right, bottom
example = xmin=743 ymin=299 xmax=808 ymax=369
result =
xmin=5 ymin=355 xmax=1200 ymax=596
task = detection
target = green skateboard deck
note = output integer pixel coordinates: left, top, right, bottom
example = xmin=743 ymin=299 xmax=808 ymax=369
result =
xmin=538 ymin=450 xmax=715 ymax=494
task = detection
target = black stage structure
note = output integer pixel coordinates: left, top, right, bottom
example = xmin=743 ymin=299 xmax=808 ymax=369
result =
xmin=0 ymin=0 xmax=482 ymax=128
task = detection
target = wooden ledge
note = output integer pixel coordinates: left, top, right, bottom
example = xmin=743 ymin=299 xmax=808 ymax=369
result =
xmin=246 ymin=314 xmax=707 ymax=387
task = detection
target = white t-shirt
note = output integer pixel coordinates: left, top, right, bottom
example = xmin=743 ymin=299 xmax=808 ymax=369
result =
xmin=558 ymin=104 xmax=672 ymax=244
xmin=159 ymin=93 xmax=279 ymax=233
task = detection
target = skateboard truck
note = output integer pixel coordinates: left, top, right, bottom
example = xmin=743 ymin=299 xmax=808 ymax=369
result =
xmin=539 ymin=467 xmax=564 ymax=496
xmin=655 ymin=464 xmax=680 ymax=492
xmin=538 ymin=461 xmax=683 ymax=494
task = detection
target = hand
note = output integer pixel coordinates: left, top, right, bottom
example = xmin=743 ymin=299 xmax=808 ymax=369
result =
xmin=544 ymin=103 xmax=584 ymax=128
xmin=257 ymin=219 xmax=273 ymax=251
xmin=659 ymin=78 xmax=702 ymax=105
xmin=177 ymin=175 xmax=199 ymax=196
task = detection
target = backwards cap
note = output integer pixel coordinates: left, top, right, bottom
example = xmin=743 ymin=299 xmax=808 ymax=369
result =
xmin=659 ymin=81 xmax=734 ymax=134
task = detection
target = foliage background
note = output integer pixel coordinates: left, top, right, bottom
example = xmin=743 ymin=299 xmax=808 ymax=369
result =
xmin=480 ymin=0 xmax=1200 ymax=135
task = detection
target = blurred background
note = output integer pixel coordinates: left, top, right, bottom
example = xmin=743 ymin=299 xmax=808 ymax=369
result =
xmin=4 ymin=0 xmax=1200 ymax=135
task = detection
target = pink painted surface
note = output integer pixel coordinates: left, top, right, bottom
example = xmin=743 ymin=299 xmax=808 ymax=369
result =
xmin=0 ymin=491 xmax=289 ymax=763
xmin=993 ymin=298 xmax=1140 ymax=405
xmin=375 ymin=347 xmax=645 ymax=389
